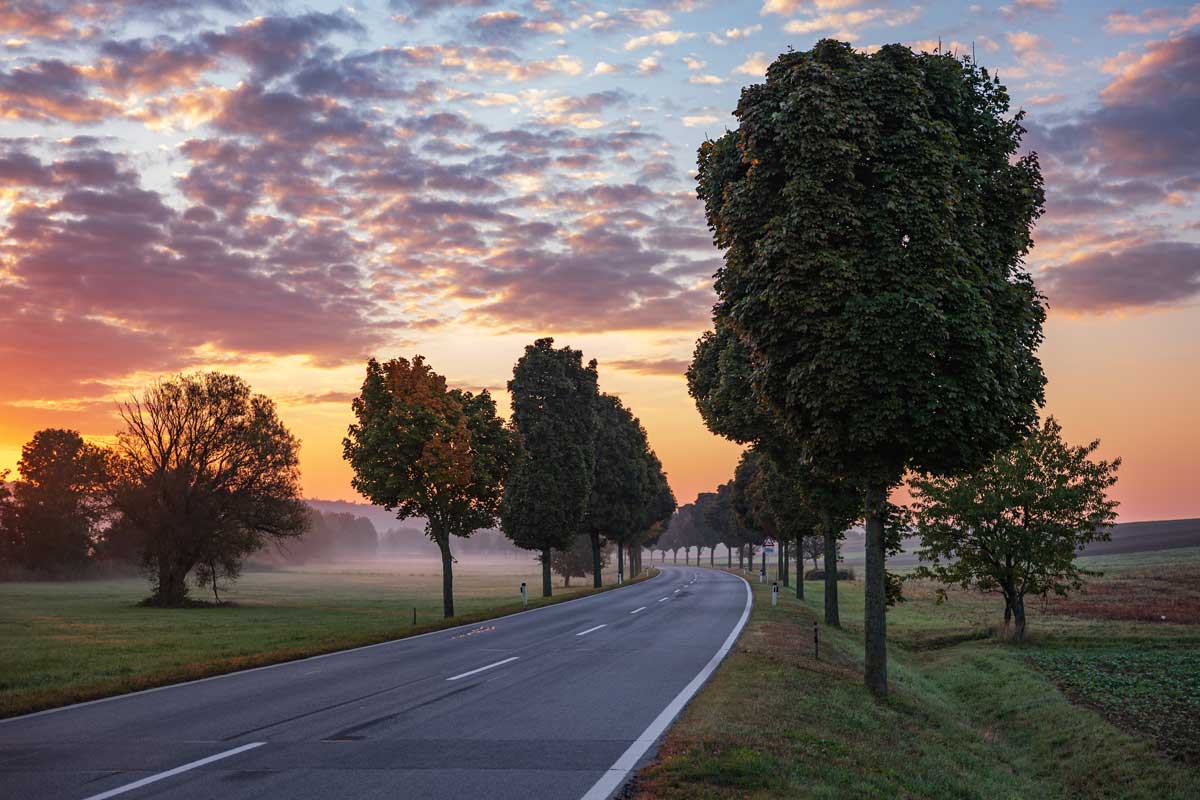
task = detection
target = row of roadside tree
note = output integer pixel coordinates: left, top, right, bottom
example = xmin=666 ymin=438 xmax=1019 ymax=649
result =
xmin=0 ymin=338 xmax=675 ymax=615
xmin=343 ymin=337 xmax=675 ymax=617
xmin=681 ymin=40 xmax=1118 ymax=697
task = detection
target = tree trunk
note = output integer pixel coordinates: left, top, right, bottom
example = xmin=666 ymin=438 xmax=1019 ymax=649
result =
xmin=727 ymin=545 xmax=732 ymax=568
xmin=154 ymin=555 xmax=189 ymax=606
xmin=617 ymin=542 xmax=625 ymax=582
xmin=795 ymin=540 xmax=804 ymax=599
xmin=1012 ymin=594 xmax=1027 ymax=642
xmin=821 ymin=505 xmax=840 ymax=628
xmin=564 ymin=574 xmax=571 ymax=588
xmin=541 ymin=548 xmax=552 ymax=597
xmin=590 ymin=531 xmax=602 ymax=589
xmin=437 ymin=534 xmax=455 ymax=618
xmin=673 ymin=549 xmax=677 ymax=564
xmin=760 ymin=548 xmax=766 ymax=577
xmin=864 ymin=482 xmax=888 ymax=697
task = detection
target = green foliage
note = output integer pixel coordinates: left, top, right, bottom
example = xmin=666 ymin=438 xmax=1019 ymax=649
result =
xmin=700 ymin=40 xmax=1047 ymax=486
xmin=0 ymin=470 xmax=14 ymax=567
xmin=734 ymin=448 xmax=822 ymax=547
xmin=910 ymin=417 xmax=1120 ymax=637
xmin=7 ymin=429 xmax=109 ymax=572
xmin=111 ymin=373 xmax=307 ymax=606
xmin=344 ymin=357 xmax=515 ymax=540
xmin=583 ymin=393 xmax=674 ymax=552
xmin=551 ymin=533 xmax=611 ymax=587
xmin=704 ymin=479 xmax=762 ymax=551
xmin=344 ymin=356 xmax=516 ymax=616
xmin=502 ymin=338 xmax=600 ymax=558
xmin=697 ymin=40 xmax=1048 ymax=693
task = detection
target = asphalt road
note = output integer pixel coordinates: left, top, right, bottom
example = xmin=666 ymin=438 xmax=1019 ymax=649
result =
xmin=0 ymin=565 xmax=751 ymax=800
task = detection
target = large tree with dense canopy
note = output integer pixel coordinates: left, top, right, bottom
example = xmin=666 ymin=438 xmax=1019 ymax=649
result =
xmin=113 ymin=373 xmax=308 ymax=606
xmin=502 ymin=338 xmax=600 ymax=597
xmin=697 ymin=41 xmax=1047 ymax=694
xmin=344 ymin=356 xmax=516 ymax=618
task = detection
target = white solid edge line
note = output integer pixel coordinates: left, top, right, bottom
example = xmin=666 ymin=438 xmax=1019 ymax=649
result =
xmin=630 ymin=607 xmax=647 ymax=614
xmin=81 ymin=741 xmax=265 ymax=800
xmin=1 ymin=569 xmax=668 ymax=726
xmin=445 ymin=656 xmax=520 ymax=682
xmin=575 ymin=624 xmax=607 ymax=636
xmin=578 ymin=571 xmax=753 ymax=800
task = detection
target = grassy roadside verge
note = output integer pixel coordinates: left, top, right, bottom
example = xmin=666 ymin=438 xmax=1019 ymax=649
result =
xmin=630 ymin=569 xmax=1198 ymax=800
xmin=0 ymin=563 xmax=658 ymax=719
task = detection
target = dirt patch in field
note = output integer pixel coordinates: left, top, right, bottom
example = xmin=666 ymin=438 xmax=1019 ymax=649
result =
xmin=1039 ymin=565 xmax=1200 ymax=624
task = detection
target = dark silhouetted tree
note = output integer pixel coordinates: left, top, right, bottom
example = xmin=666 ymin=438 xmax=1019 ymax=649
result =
xmin=8 ymin=429 xmax=109 ymax=572
xmin=112 ymin=373 xmax=308 ymax=606
xmin=502 ymin=339 xmax=599 ymax=597
xmin=553 ymin=533 xmax=611 ymax=588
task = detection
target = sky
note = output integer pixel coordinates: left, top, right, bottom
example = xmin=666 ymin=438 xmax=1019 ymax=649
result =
xmin=0 ymin=0 xmax=1197 ymax=522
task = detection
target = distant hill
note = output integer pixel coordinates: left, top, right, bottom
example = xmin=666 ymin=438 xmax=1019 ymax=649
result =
xmin=839 ymin=518 xmax=1200 ymax=566
xmin=1080 ymin=518 xmax=1200 ymax=556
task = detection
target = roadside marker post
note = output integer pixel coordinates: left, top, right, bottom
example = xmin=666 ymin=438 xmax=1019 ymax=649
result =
xmin=771 ymin=582 xmax=778 ymax=608
xmin=520 ymin=582 xmax=527 ymax=609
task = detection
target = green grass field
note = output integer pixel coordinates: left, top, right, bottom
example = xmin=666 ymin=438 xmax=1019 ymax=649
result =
xmin=633 ymin=553 xmax=1200 ymax=799
xmin=0 ymin=558 xmax=645 ymax=719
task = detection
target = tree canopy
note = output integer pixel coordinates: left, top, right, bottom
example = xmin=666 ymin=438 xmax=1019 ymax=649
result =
xmin=697 ymin=41 xmax=1047 ymax=695
xmin=7 ymin=429 xmax=109 ymax=573
xmin=111 ymin=372 xmax=307 ymax=606
xmin=344 ymin=355 xmax=516 ymax=617
xmin=502 ymin=338 xmax=600 ymax=596
xmin=910 ymin=417 xmax=1120 ymax=639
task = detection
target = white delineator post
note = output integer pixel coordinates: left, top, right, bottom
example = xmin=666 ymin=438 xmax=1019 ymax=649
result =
xmin=772 ymin=581 xmax=778 ymax=608
xmin=520 ymin=582 xmax=527 ymax=609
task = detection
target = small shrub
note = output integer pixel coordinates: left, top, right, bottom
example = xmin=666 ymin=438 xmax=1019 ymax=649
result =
xmin=805 ymin=568 xmax=855 ymax=581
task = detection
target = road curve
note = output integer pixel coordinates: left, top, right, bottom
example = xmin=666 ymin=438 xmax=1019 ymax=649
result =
xmin=0 ymin=566 xmax=751 ymax=800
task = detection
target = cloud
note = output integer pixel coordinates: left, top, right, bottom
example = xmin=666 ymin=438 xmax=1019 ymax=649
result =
xmin=607 ymin=358 xmax=689 ymax=376
xmin=1001 ymin=0 xmax=1058 ymax=16
xmin=1028 ymin=32 xmax=1200 ymax=179
xmin=723 ymin=24 xmax=763 ymax=39
xmin=734 ymin=51 xmax=770 ymax=76
xmin=637 ymin=55 xmax=663 ymax=75
xmin=466 ymin=10 xmax=563 ymax=44
xmin=624 ymin=30 xmax=695 ymax=51
xmin=785 ymin=8 xmax=923 ymax=39
xmin=1105 ymin=4 xmax=1200 ymax=34
xmin=0 ymin=60 xmax=123 ymax=123
xmin=1040 ymin=242 xmax=1200 ymax=312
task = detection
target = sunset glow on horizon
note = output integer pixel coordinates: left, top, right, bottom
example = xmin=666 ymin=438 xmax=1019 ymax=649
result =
xmin=2 ymin=0 xmax=1198 ymax=522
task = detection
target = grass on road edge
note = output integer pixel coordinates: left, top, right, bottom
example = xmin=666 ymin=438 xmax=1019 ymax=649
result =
xmin=629 ymin=568 xmax=1198 ymax=800
xmin=0 ymin=567 xmax=659 ymax=720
